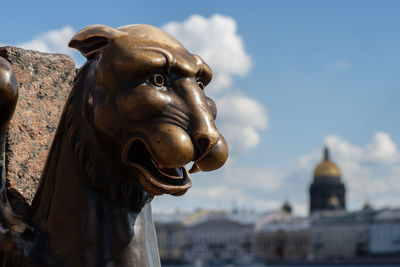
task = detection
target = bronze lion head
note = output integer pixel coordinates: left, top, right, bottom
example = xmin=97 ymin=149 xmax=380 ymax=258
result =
xmin=68 ymin=24 xmax=228 ymax=197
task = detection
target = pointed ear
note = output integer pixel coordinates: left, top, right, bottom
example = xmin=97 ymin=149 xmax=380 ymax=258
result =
xmin=68 ymin=25 xmax=123 ymax=59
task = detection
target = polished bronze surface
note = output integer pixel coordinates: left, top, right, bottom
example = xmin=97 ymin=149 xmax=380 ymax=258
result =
xmin=0 ymin=57 xmax=18 ymax=135
xmin=0 ymin=24 xmax=228 ymax=266
xmin=0 ymin=56 xmax=21 ymax=227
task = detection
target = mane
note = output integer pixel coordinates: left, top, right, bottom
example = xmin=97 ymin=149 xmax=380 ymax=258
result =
xmin=31 ymin=61 xmax=152 ymax=221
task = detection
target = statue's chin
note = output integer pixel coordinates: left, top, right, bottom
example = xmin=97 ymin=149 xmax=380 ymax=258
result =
xmin=122 ymin=138 xmax=192 ymax=196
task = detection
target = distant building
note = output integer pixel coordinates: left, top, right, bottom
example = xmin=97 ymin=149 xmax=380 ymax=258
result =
xmin=153 ymin=212 xmax=187 ymax=264
xmin=309 ymin=147 xmax=346 ymax=214
xmin=254 ymin=202 xmax=311 ymax=261
xmin=310 ymin=209 xmax=376 ymax=260
xmin=183 ymin=210 xmax=257 ymax=264
xmin=369 ymin=208 xmax=400 ymax=255
xmin=153 ymin=146 xmax=400 ymax=264
xmin=154 ymin=210 xmax=259 ymax=264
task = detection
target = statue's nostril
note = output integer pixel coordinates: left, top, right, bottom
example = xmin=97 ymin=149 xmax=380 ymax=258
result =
xmin=195 ymin=137 xmax=211 ymax=160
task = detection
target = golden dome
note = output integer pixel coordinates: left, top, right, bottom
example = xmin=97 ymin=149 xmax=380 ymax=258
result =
xmin=313 ymin=147 xmax=340 ymax=178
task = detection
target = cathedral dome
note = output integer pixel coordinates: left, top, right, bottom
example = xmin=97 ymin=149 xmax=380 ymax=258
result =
xmin=313 ymin=147 xmax=340 ymax=178
xmin=310 ymin=146 xmax=345 ymax=214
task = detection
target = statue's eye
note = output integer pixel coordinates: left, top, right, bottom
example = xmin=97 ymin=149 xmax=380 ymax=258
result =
xmin=197 ymin=81 xmax=205 ymax=90
xmin=151 ymin=74 xmax=165 ymax=87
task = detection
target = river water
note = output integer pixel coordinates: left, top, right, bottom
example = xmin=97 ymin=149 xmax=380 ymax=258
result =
xmin=165 ymin=265 xmax=400 ymax=267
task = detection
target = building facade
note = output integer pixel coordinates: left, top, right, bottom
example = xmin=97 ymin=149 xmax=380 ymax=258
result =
xmin=310 ymin=209 xmax=375 ymax=260
xmin=154 ymin=210 xmax=258 ymax=265
xmin=153 ymin=213 xmax=187 ymax=264
xmin=183 ymin=211 xmax=255 ymax=264
xmin=254 ymin=206 xmax=311 ymax=261
xmin=369 ymin=209 xmax=400 ymax=255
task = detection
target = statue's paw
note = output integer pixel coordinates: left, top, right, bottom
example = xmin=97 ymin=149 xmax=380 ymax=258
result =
xmin=0 ymin=57 xmax=18 ymax=133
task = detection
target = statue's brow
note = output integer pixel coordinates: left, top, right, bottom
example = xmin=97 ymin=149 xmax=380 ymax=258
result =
xmin=141 ymin=47 xmax=176 ymax=74
xmin=171 ymin=56 xmax=209 ymax=80
xmin=143 ymin=47 xmax=206 ymax=78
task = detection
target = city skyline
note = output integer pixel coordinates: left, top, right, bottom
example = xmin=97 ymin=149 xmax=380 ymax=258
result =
xmin=1 ymin=1 xmax=400 ymax=215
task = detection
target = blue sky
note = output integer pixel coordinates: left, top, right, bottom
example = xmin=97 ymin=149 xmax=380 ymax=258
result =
xmin=1 ymin=0 xmax=400 ymax=215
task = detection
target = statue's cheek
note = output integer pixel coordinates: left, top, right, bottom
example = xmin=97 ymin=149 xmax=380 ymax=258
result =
xmin=116 ymin=86 xmax=171 ymax=121
xmin=145 ymin=124 xmax=194 ymax=168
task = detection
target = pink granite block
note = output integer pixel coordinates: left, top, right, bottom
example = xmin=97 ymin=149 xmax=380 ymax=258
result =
xmin=0 ymin=46 xmax=76 ymax=204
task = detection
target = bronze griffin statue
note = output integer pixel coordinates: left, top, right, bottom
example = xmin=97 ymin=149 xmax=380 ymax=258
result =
xmin=0 ymin=24 xmax=228 ymax=266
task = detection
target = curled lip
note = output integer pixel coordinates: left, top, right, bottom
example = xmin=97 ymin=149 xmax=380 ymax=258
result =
xmin=121 ymin=137 xmax=192 ymax=195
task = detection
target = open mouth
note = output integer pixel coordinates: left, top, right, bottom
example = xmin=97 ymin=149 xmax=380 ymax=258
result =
xmin=122 ymin=138 xmax=192 ymax=196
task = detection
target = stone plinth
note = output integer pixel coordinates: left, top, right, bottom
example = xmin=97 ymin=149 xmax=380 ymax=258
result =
xmin=0 ymin=46 xmax=76 ymax=204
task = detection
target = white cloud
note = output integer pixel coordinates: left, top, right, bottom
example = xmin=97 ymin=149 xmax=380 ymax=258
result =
xmin=327 ymin=60 xmax=349 ymax=71
xmin=324 ymin=132 xmax=399 ymax=165
xmin=163 ymin=14 xmax=267 ymax=155
xmin=216 ymin=94 xmax=268 ymax=153
xmin=365 ymin=131 xmax=398 ymax=164
xmin=300 ymin=132 xmax=399 ymax=171
xmin=222 ymin=157 xmax=285 ymax=192
xmin=163 ymin=14 xmax=252 ymax=92
xmin=18 ymin=26 xmax=77 ymax=58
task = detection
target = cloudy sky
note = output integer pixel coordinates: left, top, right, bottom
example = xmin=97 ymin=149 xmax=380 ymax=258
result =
xmin=1 ymin=0 xmax=400 ymax=216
